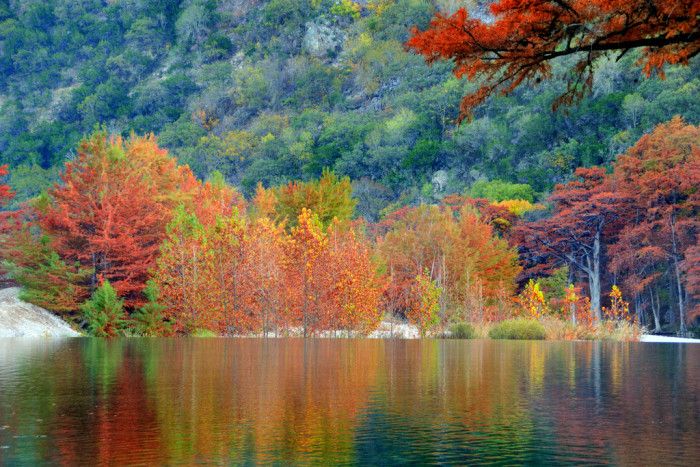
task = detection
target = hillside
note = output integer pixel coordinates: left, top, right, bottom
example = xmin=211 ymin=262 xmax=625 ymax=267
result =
xmin=1 ymin=0 xmax=699 ymax=219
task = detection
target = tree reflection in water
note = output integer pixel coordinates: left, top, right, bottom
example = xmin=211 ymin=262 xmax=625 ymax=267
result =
xmin=0 ymin=339 xmax=698 ymax=464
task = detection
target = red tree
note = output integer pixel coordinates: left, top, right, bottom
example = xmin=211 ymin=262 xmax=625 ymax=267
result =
xmin=0 ymin=165 xmax=11 ymax=206
xmin=0 ymin=165 xmax=18 ymax=281
xmin=408 ymin=1 xmax=700 ymax=119
xmin=610 ymin=117 xmax=699 ymax=334
xmin=516 ymin=167 xmax=630 ymax=321
xmin=40 ymin=133 xmax=198 ymax=307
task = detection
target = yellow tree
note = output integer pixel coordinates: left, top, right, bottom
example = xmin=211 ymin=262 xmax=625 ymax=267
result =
xmin=284 ymin=208 xmax=328 ymax=336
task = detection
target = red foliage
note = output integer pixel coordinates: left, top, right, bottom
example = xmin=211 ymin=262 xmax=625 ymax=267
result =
xmin=516 ymin=167 xmax=631 ymax=320
xmin=609 ymin=117 xmax=700 ymax=329
xmin=408 ymin=1 xmax=700 ymax=119
xmin=40 ymin=133 xmax=198 ymax=307
xmin=0 ymin=165 xmax=12 ymax=206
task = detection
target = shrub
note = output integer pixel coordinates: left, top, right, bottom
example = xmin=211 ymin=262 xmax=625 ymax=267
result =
xmin=488 ymin=318 xmax=546 ymax=340
xmin=192 ymin=329 xmax=218 ymax=337
xmin=81 ymin=281 xmax=126 ymax=337
xmin=540 ymin=316 xmax=595 ymax=340
xmin=449 ymin=322 xmax=477 ymax=339
xmin=593 ymin=320 xmax=642 ymax=341
xmin=132 ymin=281 xmax=171 ymax=337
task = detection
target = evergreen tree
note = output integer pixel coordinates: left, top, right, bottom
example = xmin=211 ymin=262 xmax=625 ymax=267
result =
xmin=81 ymin=280 xmax=126 ymax=337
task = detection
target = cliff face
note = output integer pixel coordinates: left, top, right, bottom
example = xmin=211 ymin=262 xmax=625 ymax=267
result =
xmin=0 ymin=288 xmax=80 ymax=338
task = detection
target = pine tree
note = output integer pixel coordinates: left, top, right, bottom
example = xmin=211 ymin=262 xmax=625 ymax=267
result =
xmin=132 ymin=281 xmax=171 ymax=337
xmin=81 ymin=280 xmax=127 ymax=337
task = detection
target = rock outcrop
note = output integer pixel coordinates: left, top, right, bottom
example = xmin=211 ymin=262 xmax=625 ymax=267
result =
xmin=0 ymin=287 xmax=81 ymax=337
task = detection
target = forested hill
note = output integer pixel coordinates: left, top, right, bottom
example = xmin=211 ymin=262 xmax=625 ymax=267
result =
xmin=1 ymin=0 xmax=699 ymax=218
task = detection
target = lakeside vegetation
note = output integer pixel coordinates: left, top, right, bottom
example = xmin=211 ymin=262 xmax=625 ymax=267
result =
xmin=0 ymin=1 xmax=698 ymax=338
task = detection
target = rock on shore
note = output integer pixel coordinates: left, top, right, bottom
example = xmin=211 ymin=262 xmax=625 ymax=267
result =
xmin=0 ymin=287 xmax=80 ymax=337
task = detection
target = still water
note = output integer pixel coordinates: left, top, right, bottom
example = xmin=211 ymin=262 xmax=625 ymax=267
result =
xmin=0 ymin=339 xmax=698 ymax=465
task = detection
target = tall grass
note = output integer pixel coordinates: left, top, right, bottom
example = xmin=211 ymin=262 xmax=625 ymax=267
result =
xmin=540 ymin=317 xmax=642 ymax=341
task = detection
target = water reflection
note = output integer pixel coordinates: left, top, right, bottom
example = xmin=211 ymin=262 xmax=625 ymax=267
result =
xmin=0 ymin=339 xmax=698 ymax=464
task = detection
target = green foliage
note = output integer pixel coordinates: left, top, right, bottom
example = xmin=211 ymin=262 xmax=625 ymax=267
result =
xmin=273 ymin=169 xmax=357 ymax=229
xmin=469 ymin=179 xmax=536 ymax=203
xmin=81 ymin=281 xmax=127 ymax=337
xmin=538 ymin=266 xmax=570 ymax=302
xmin=0 ymin=0 xmax=698 ymax=215
xmin=5 ymin=234 xmax=91 ymax=318
xmin=132 ymin=281 xmax=171 ymax=337
xmin=449 ymin=322 xmax=476 ymax=339
xmin=488 ymin=319 xmax=547 ymax=340
xmin=192 ymin=328 xmax=218 ymax=337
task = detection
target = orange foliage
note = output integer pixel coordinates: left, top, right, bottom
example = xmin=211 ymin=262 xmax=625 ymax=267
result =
xmin=378 ymin=203 xmax=520 ymax=323
xmin=603 ymin=285 xmax=633 ymax=322
xmin=408 ymin=1 xmax=700 ymax=119
xmin=155 ymin=206 xmax=384 ymax=336
xmin=39 ymin=133 xmax=198 ymax=307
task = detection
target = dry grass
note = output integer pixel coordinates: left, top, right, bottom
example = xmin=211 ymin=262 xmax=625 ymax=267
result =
xmin=449 ymin=317 xmax=643 ymax=342
xmin=540 ymin=316 xmax=642 ymax=341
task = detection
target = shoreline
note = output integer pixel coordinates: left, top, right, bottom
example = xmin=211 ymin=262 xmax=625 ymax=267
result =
xmin=2 ymin=287 xmax=699 ymax=342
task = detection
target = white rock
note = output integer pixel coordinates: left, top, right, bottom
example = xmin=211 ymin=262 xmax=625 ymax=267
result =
xmin=640 ymin=335 xmax=700 ymax=344
xmin=0 ymin=288 xmax=81 ymax=338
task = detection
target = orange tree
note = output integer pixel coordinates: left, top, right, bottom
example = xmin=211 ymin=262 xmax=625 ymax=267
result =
xmin=39 ymin=133 xmax=198 ymax=308
xmin=408 ymin=0 xmax=700 ymax=119
xmin=377 ymin=203 xmax=520 ymax=323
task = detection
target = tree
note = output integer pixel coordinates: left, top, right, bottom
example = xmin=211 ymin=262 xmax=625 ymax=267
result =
xmin=0 ymin=164 xmax=12 ymax=206
xmin=264 ymin=169 xmax=357 ymax=229
xmin=40 ymin=132 xmax=198 ymax=307
xmin=283 ymin=208 xmax=328 ymax=336
xmin=406 ymin=269 xmax=441 ymax=337
xmin=0 ymin=164 xmax=18 ymax=279
xmin=378 ymin=203 xmax=520 ymax=323
xmin=408 ymin=1 xmax=700 ymax=118
xmin=193 ymin=171 xmax=247 ymax=227
xmin=132 ymin=281 xmax=172 ymax=337
xmin=4 ymin=231 xmax=91 ymax=319
xmin=240 ymin=217 xmax=288 ymax=335
xmin=205 ymin=213 xmax=248 ymax=334
xmin=516 ymin=168 xmax=629 ymax=321
xmin=81 ymin=280 xmax=127 ymax=337
xmin=609 ymin=117 xmax=699 ymax=334
xmin=469 ymin=179 xmax=535 ymax=203
xmin=153 ymin=206 xmax=211 ymax=334
xmin=323 ymin=220 xmax=384 ymax=334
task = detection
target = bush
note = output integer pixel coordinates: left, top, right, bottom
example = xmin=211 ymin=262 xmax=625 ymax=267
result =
xmin=192 ymin=329 xmax=217 ymax=337
xmin=489 ymin=318 xmax=546 ymax=340
xmin=132 ymin=281 xmax=171 ymax=336
xmin=81 ymin=281 xmax=126 ymax=337
xmin=449 ymin=322 xmax=477 ymax=339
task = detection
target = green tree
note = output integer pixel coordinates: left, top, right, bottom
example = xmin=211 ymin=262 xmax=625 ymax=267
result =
xmin=81 ymin=280 xmax=127 ymax=337
xmin=469 ymin=179 xmax=535 ymax=203
xmin=132 ymin=281 xmax=171 ymax=336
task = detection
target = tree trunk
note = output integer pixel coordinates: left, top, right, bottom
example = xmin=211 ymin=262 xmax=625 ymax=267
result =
xmin=568 ymin=264 xmax=577 ymax=325
xmin=650 ymin=288 xmax=661 ymax=333
xmin=670 ymin=214 xmax=687 ymax=336
xmin=586 ymin=228 xmax=603 ymax=321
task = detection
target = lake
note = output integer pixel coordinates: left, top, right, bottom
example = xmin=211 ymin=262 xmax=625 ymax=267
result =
xmin=0 ymin=339 xmax=698 ymax=465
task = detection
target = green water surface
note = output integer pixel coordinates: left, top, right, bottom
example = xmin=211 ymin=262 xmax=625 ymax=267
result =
xmin=0 ymin=339 xmax=698 ymax=465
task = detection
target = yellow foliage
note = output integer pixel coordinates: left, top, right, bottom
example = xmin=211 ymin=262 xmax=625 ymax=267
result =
xmin=519 ymin=279 xmax=547 ymax=318
xmin=603 ymin=285 xmax=633 ymax=322
xmin=493 ymin=199 xmax=545 ymax=217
